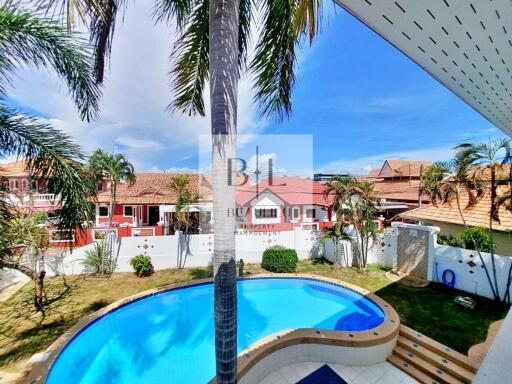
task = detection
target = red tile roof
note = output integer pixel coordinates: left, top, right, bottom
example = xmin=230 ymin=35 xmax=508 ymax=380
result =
xmin=237 ymin=176 xmax=332 ymax=206
xmin=367 ymin=160 xmax=432 ymax=179
xmin=96 ymin=173 xmax=212 ymax=204
xmin=400 ymin=191 xmax=512 ymax=233
xmin=0 ymin=160 xmax=29 ymax=177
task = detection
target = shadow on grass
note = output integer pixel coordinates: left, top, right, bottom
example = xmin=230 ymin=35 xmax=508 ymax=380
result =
xmin=374 ymin=280 xmax=509 ymax=354
xmin=85 ymin=299 xmax=111 ymax=313
xmin=189 ymin=267 xmax=213 ymax=280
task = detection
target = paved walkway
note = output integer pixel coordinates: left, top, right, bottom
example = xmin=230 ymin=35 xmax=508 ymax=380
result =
xmin=259 ymin=361 xmax=418 ymax=384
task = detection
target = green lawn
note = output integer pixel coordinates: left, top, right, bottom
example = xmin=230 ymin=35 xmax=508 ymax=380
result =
xmin=0 ymin=259 xmax=508 ymax=377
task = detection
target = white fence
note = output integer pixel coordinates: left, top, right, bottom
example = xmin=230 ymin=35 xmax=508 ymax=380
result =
xmin=9 ymin=228 xmax=323 ymax=277
xmin=391 ymin=223 xmax=512 ymax=300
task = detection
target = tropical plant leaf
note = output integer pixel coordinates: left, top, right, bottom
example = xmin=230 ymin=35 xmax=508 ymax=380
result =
xmin=168 ymin=0 xmax=209 ymax=116
xmin=0 ymin=104 xmax=97 ymax=233
xmin=251 ymin=0 xmax=296 ymax=120
xmin=0 ymin=2 xmax=101 ymax=120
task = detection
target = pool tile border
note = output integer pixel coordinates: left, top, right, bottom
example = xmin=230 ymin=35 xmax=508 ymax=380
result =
xmin=26 ymin=273 xmax=399 ymax=384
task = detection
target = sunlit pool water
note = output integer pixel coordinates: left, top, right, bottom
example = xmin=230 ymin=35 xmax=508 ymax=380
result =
xmin=47 ymin=277 xmax=384 ymax=383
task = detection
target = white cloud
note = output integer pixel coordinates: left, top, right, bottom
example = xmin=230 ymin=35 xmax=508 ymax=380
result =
xmin=317 ymin=145 xmax=455 ymax=175
xmin=7 ymin=0 xmax=265 ymax=170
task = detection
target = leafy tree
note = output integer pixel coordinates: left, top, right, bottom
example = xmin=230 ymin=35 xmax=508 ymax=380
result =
xmin=88 ymin=149 xmax=136 ymax=273
xmin=324 ymin=177 xmax=378 ymax=271
xmin=169 ymin=174 xmax=200 ymax=268
xmin=48 ymin=0 xmax=324 ymax=379
xmin=1 ymin=214 xmax=50 ymax=311
xmin=458 ymin=139 xmax=511 ymax=300
xmin=0 ymin=2 xmax=100 ymax=310
xmin=437 ymin=227 xmax=495 ymax=253
xmin=422 ymin=142 xmax=512 ymax=302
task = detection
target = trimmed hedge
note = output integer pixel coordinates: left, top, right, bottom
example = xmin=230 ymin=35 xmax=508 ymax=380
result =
xmin=261 ymin=245 xmax=298 ymax=273
xmin=129 ymin=254 xmax=154 ymax=277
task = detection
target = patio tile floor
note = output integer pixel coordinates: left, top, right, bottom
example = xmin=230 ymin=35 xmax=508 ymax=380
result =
xmin=259 ymin=361 xmax=419 ymax=384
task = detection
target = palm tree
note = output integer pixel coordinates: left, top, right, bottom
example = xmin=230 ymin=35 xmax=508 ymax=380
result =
xmin=0 ymin=2 xmax=100 ymax=309
xmin=89 ymin=149 xmax=135 ymax=273
xmin=2 ymin=214 xmax=50 ymax=311
xmin=48 ymin=0 xmax=323 ymax=380
xmin=422 ymin=147 xmax=500 ymax=300
xmin=324 ymin=177 xmax=378 ymax=271
xmin=348 ymin=180 xmax=378 ymax=271
xmin=169 ymin=174 xmax=199 ymax=268
xmin=458 ymin=139 xmax=511 ymax=301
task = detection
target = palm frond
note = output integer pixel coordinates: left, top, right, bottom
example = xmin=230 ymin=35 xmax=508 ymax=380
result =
xmin=0 ymin=104 xmax=97 ymax=232
xmin=294 ymin=0 xmax=322 ymax=43
xmin=153 ymin=0 xmax=194 ymax=30
xmin=251 ymin=0 xmax=296 ymax=120
xmin=237 ymin=0 xmax=253 ymax=71
xmin=88 ymin=0 xmax=126 ymax=84
xmin=0 ymin=3 xmax=101 ymax=120
xmin=168 ymin=0 xmax=209 ymax=116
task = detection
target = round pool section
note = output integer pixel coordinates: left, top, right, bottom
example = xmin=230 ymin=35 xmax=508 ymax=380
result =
xmin=46 ymin=278 xmax=385 ymax=383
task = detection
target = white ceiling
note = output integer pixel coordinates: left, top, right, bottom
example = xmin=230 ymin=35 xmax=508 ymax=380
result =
xmin=334 ymin=0 xmax=512 ymax=137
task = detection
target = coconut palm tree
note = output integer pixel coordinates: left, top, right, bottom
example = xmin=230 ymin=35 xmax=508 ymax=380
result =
xmin=169 ymin=173 xmax=199 ymax=268
xmin=324 ymin=177 xmax=378 ymax=271
xmin=458 ymin=139 xmax=511 ymax=301
xmin=421 ymin=147 xmax=501 ymax=300
xmin=46 ymin=0 xmax=324 ymax=380
xmin=0 ymin=2 xmax=100 ymax=309
xmin=89 ymin=149 xmax=135 ymax=273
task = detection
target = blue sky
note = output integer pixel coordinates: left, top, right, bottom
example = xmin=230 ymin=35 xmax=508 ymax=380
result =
xmin=6 ymin=1 xmax=507 ymax=175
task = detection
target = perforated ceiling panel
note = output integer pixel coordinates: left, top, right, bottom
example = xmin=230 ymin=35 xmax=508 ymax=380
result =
xmin=334 ymin=0 xmax=512 ymax=137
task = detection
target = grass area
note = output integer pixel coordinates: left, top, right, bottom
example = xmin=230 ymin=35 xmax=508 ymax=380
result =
xmin=0 ymin=259 xmax=508 ymax=375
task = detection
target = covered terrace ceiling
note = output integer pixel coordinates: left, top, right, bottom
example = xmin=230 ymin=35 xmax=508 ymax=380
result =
xmin=334 ymin=0 xmax=512 ymax=137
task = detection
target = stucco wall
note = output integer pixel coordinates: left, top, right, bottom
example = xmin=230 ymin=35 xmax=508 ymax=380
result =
xmin=422 ymin=220 xmax=512 ymax=256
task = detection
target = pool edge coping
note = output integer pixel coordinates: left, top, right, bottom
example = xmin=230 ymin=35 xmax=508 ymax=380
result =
xmin=26 ymin=273 xmax=399 ymax=384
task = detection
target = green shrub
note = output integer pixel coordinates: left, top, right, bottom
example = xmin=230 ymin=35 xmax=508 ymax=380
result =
xmin=129 ymin=254 xmax=154 ymax=277
xmin=437 ymin=233 xmax=465 ymax=248
xmin=261 ymin=245 xmax=298 ymax=273
xmin=437 ymin=227 xmax=495 ymax=253
xmin=459 ymin=227 xmax=495 ymax=253
xmin=82 ymin=241 xmax=107 ymax=273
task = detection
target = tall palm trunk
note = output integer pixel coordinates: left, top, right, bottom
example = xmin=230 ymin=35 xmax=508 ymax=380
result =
xmin=104 ymin=180 xmax=116 ymax=273
xmin=210 ymin=0 xmax=239 ymax=381
xmin=454 ymin=186 xmax=498 ymax=300
xmin=488 ymin=166 xmax=500 ymax=298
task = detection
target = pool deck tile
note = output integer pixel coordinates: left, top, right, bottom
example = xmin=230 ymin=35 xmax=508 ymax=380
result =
xmin=259 ymin=362 xmax=419 ymax=384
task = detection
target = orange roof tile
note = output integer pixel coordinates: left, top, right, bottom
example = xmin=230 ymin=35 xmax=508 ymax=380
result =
xmin=96 ymin=173 xmax=212 ymax=204
xmin=400 ymin=191 xmax=512 ymax=233
xmin=0 ymin=160 xmax=29 ymax=177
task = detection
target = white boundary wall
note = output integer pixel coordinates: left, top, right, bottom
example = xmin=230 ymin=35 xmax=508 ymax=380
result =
xmin=3 ymin=228 xmax=324 ymax=277
xmin=391 ymin=223 xmax=512 ymax=300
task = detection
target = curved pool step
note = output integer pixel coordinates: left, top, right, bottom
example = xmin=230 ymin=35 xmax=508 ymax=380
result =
xmin=388 ymin=325 xmax=478 ymax=384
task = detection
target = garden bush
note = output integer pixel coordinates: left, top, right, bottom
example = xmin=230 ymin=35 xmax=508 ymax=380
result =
xmin=437 ymin=227 xmax=495 ymax=253
xmin=82 ymin=241 xmax=107 ymax=273
xmin=129 ymin=254 xmax=154 ymax=277
xmin=261 ymin=245 xmax=298 ymax=273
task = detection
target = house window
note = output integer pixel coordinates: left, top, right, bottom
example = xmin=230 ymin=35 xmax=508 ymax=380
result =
xmin=124 ymin=205 xmax=134 ymax=216
xmin=301 ymin=223 xmax=319 ymax=231
xmin=292 ymin=207 xmax=300 ymax=219
xmin=255 ymin=208 xmax=278 ymax=218
xmin=98 ymin=206 xmax=109 ymax=217
xmin=306 ymin=208 xmax=316 ymax=219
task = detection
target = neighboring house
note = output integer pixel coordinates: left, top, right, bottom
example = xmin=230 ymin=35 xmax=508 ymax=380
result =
xmin=236 ymin=176 xmax=334 ymax=231
xmin=400 ymin=192 xmax=512 ymax=256
xmin=92 ymin=173 xmax=213 ymax=241
xmin=0 ymin=160 xmax=59 ymax=212
xmin=362 ymin=159 xmax=432 ymax=223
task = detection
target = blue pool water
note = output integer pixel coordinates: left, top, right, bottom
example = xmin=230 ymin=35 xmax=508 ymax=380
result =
xmin=47 ymin=278 xmax=384 ymax=383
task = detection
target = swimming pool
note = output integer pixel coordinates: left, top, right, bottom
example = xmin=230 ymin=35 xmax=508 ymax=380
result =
xmin=46 ymin=277 xmax=385 ymax=383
